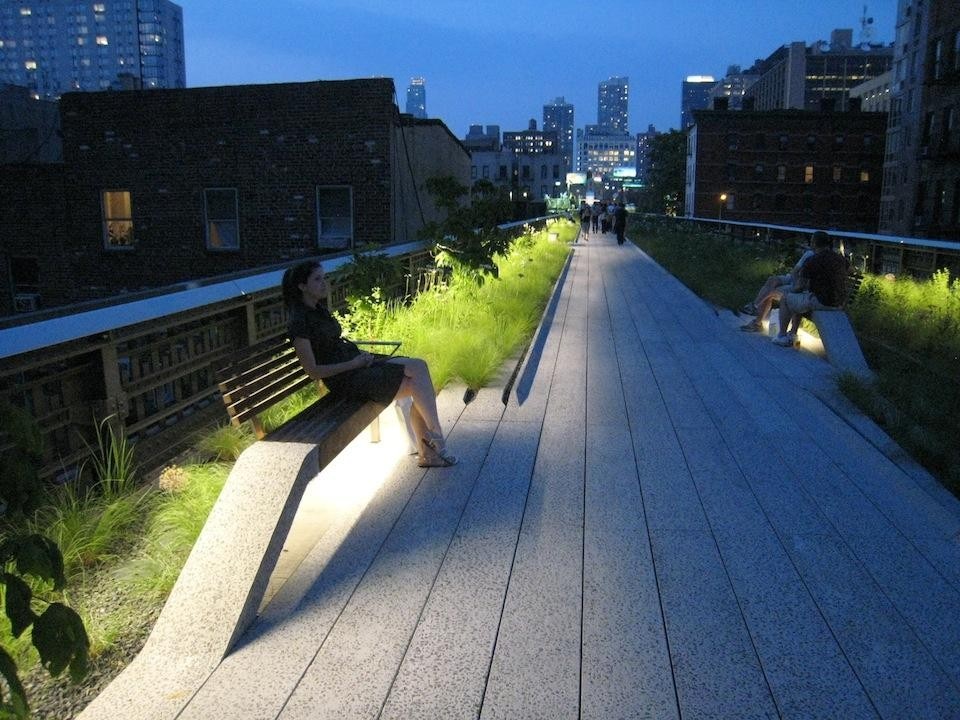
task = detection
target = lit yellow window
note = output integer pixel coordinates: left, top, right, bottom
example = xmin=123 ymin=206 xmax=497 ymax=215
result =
xmin=25 ymin=60 xmax=37 ymax=70
xmin=96 ymin=35 xmax=108 ymax=45
xmin=804 ymin=165 xmax=814 ymax=183
xmin=93 ymin=3 xmax=105 ymax=11
xmin=860 ymin=170 xmax=870 ymax=183
xmin=102 ymin=191 xmax=134 ymax=248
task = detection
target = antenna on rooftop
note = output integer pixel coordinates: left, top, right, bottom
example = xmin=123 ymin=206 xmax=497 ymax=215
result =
xmin=860 ymin=4 xmax=875 ymax=44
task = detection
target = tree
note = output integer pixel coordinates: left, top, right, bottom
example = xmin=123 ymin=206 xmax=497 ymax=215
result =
xmin=0 ymin=534 xmax=89 ymax=719
xmin=641 ymin=130 xmax=687 ymax=216
xmin=421 ymin=177 xmax=514 ymax=285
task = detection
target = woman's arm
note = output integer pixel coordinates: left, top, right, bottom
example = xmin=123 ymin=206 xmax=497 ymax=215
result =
xmin=292 ymin=337 xmax=373 ymax=381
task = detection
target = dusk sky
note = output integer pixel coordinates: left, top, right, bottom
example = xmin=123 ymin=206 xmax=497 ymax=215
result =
xmin=184 ymin=0 xmax=897 ymax=138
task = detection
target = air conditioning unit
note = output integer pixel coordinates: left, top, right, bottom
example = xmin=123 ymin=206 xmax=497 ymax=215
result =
xmin=13 ymin=293 xmax=40 ymax=313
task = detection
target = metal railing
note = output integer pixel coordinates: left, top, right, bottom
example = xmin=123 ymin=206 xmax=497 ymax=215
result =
xmin=638 ymin=215 xmax=960 ymax=277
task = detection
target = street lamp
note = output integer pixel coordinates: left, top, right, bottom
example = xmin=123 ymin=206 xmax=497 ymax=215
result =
xmin=718 ymin=193 xmax=727 ymax=221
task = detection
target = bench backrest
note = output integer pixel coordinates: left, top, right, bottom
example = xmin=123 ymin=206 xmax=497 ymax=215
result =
xmin=216 ymin=335 xmax=315 ymax=438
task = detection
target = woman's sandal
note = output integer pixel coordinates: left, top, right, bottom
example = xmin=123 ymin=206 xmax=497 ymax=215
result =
xmin=419 ymin=430 xmax=457 ymax=467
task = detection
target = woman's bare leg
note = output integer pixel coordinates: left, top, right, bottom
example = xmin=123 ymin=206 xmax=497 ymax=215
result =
xmin=390 ymin=358 xmax=442 ymax=435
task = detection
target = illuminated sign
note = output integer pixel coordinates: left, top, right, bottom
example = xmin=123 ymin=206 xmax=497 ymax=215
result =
xmin=612 ymin=167 xmax=637 ymax=178
xmin=566 ymin=172 xmax=587 ymax=185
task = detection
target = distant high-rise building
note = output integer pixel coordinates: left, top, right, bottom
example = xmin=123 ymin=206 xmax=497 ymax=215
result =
xmin=405 ymin=77 xmax=426 ymax=118
xmin=681 ymin=76 xmax=716 ymax=129
xmin=503 ymin=119 xmax=558 ymax=155
xmin=598 ymin=76 xmax=629 ymax=133
xmin=0 ymin=0 xmax=185 ymax=98
xmin=543 ymin=96 xmax=575 ymax=173
xmin=462 ymin=124 xmax=501 ymax=152
xmin=635 ymin=124 xmax=659 ymax=186
xmin=708 ymin=66 xmax=759 ymax=110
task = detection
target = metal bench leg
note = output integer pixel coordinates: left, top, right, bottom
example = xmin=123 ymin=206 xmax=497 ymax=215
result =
xmin=368 ymin=415 xmax=380 ymax=443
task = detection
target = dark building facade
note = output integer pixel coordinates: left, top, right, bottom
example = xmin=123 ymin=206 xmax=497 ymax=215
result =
xmin=880 ymin=0 xmax=960 ymax=241
xmin=543 ymin=96 xmax=574 ymax=174
xmin=0 ymin=78 xmax=469 ymax=314
xmin=685 ymin=108 xmax=887 ymax=232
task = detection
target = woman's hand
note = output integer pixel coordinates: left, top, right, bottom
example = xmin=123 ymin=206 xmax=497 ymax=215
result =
xmin=353 ymin=352 xmax=375 ymax=369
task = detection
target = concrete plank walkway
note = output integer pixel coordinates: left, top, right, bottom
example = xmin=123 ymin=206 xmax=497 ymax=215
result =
xmin=129 ymin=231 xmax=960 ymax=719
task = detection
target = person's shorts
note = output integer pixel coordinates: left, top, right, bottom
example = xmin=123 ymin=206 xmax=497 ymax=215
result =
xmin=783 ymin=291 xmax=827 ymax=314
xmin=774 ymin=273 xmax=793 ymax=285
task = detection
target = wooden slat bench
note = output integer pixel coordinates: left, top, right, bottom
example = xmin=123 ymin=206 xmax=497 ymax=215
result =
xmin=216 ymin=333 xmax=400 ymax=448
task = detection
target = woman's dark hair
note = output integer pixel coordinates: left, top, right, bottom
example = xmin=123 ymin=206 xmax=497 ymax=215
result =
xmin=281 ymin=260 xmax=321 ymax=309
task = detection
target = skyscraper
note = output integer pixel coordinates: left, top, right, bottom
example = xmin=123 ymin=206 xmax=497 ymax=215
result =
xmin=0 ymin=0 xmax=185 ymax=98
xmin=543 ymin=96 xmax=574 ymax=173
xmin=405 ymin=77 xmax=426 ymax=119
xmin=598 ymin=76 xmax=629 ymax=133
xmin=681 ymin=76 xmax=716 ymax=129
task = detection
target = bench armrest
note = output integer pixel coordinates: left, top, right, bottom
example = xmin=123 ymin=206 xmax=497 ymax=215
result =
xmin=353 ymin=339 xmax=402 ymax=357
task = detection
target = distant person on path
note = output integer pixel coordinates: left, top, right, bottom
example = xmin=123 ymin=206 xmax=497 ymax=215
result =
xmin=578 ymin=201 xmax=591 ymax=241
xmin=283 ymin=260 xmax=456 ymax=466
xmin=591 ymin=201 xmax=601 ymax=233
xmin=740 ymin=235 xmax=816 ymax=333
xmin=772 ymin=231 xmax=848 ymax=347
xmin=613 ymin=201 xmax=628 ymax=245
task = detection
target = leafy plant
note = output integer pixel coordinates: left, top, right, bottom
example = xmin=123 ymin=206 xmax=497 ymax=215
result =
xmin=421 ymin=177 xmax=513 ymax=285
xmin=0 ymin=534 xmax=89 ymax=719
xmin=0 ymin=403 xmax=46 ymax=516
xmin=196 ymin=424 xmax=253 ymax=463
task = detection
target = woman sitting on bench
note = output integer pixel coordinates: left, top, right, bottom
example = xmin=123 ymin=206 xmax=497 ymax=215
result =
xmin=282 ymin=260 xmax=456 ymax=468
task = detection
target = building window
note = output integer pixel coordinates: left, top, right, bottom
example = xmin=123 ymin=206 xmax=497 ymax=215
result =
xmin=553 ymin=165 xmax=560 ymax=179
xmin=806 ymin=134 xmax=816 ymax=148
xmin=482 ymin=165 xmax=490 ymax=179
xmin=835 ymin=134 xmax=845 ymax=147
xmin=955 ymin=31 xmax=960 ymax=72
xmin=833 ymin=165 xmax=842 ymax=182
xmin=863 ymin=133 xmax=874 ymax=148
xmin=860 ymin=170 xmax=870 ymax=183
xmin=942 ymin=107 xmax=954 ymax=148
xmin=922 ymin=112 xmax=935 ymax=145
xmin=726 ymin=134 xmax=739 ymax=150
xmin=470 ymin=165 xmax=477 ymax=180
xmin=778 ymin=134 xmax=788 ymax=150
xmin=804 ymin=165 xmax=814 ymax=184
xmin=95 ymin=35 xmax=108 ymax=46
xmin=754 ymin=164 xmax=763 ymax=177
xmin=726 ymin=163 xmax=736 ymax=181
xmin=777 ymin=165 xmax=786 ymax=182
xmin=522 ymin=165 xmax=530 ymax=179
xmin=541 ymin=164 xmax=548 ymax=179
xmin=102 ymin=190 xmax=134 ymax=248
xmin=933 ymin=39 xmax=943 ymax=80
xmin=498 ymin=165 xmax=507 ymax=179
xmin=774 ymin=194 xmax=786 ymax=210
xmin=204 ymin=188 xmax=239 ymax=250
xmin=24 ymin=60 xmax=37 ymax=70
xmin=316 ymin=186 xmax=353 ymax=249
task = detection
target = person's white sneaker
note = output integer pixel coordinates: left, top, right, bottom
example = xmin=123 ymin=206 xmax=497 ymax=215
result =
xmin=772 ymin=333 xmax=797 ymax=347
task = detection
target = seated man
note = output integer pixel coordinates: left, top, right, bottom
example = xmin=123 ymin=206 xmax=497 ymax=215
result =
xmin=772 ymin=230 xmax=848 ymax=347
xmin=740 ymin=236 xmax=815 ymax=332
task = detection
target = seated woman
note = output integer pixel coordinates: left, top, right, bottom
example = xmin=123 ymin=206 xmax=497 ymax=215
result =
xmin=740 ymin=235 xmax=817 ymax=333
xmin=282 ymin=260 xmax=456 ymax=467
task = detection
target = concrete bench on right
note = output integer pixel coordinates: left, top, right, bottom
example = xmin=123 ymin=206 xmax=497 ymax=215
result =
xmin=807 ymin=269 xmax=874 ymax=381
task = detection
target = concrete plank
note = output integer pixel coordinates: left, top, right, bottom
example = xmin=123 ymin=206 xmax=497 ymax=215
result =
xmin=582 ymin=419 xmax=678 ymax=720
xmin=480 ymin=348 xmax=586 ymax=719
xmin=379 ymin=421 xmax=541 ymax=720
xmin=786 ymin=532 xmax=960 ymax=718
xmin=273 ymin=420 xmax=496 ymax=720
xmin=650 ymin=529 xmax=778 ymax=719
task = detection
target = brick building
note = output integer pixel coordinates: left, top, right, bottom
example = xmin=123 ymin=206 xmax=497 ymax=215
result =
xmin=0 ymin=78 xmax=469 ymax=314
xmin=685 ymin=108 xmax=887 ymax=232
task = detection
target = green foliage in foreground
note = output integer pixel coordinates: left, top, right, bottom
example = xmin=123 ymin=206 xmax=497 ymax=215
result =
xmin=0 ymin=535 xmax=89 ymax=719
xmin=629 ymin=219 xmax=960 ymax=493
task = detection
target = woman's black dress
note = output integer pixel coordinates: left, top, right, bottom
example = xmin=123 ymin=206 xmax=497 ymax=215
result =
xmin=287 ymin=302 xmax=405 ymax=405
